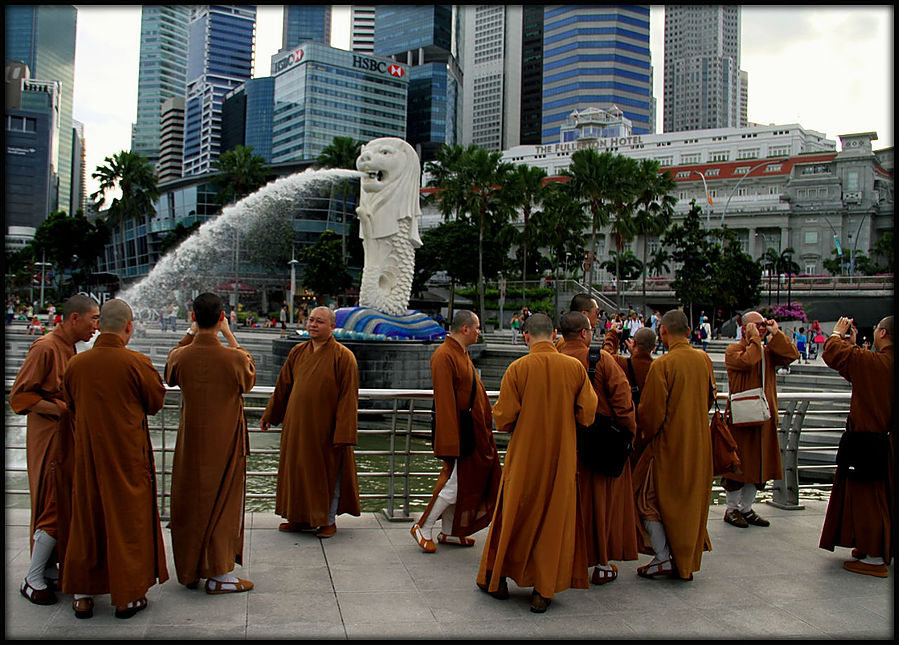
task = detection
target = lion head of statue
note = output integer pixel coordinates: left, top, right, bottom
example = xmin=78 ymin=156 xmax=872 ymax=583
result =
xmin=355 ymin=137 xmax=421 ymax=246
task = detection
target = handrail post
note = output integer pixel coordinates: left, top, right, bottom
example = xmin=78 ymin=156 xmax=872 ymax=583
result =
xmin=769 ymin=399 xmax=808 ymax=510
xmin=158 ymin=393 xmax=169 ymax=521
xmin=381 ymin=397 xmax=400 ymax=521
xmin=402 ymin=398 xmax=415 ymax=520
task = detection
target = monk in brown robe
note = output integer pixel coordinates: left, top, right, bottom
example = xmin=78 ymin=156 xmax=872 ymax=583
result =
xmin=820 ymin=315 xmax=894 ymax=578
xmin=634 ymin=309 xmax=717 ymax=580
xmin=411 ymin=310 xmax=501 ymax=552
xmin=558 ymin=312 xmax=639 ymax=586
xmin=61 ymin=299 xmax=168 ymax=619
xmin=165 ymin=293 xmax=256 ymax=593
xmin=555 ymin=292 xmax=599 ymax=352
xmin=722 ymin=311 xmax=799 ymax=528
xmin=602 ymin=326 xmax=655 ymax=394
xmin=477 ymin=313 xmax=597 ymax=613
xmin=261 ymin=306 xmax=360 ymax=538
xmin=11 ymin=294 xmax=99 ymax=606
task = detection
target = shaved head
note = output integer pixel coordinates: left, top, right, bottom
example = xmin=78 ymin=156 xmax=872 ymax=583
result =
xmin=311 ymin=306 xmax=335 ymax=325
xmin=452 ymin=309 xmax=478 ymax=332
xmin=522 ymin=313 xmax=554 ymax=340
xmin=63 ymin=294 xmax=98 ymax=320
xmin=560 ymin=311 xmax=590 ymax=340
xmin=660 ymin=310 xmax=689 ymax=338
xmin=633 ymin=327 xmax=656 ymax=352
xmin=99 ymin=299 xmax=133 ymax=333
xmin=877 ymin=315 xmax=893 ymax=338
xmin=743 ymin=310 xmax=764 ymax=325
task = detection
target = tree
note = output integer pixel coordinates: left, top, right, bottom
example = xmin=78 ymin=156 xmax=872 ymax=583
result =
xmin=317 ymin=136 xmax=364 ymax=263
xmin=32 ymin=209 xmax=110 ymax=294
xmin=508 ymin=164 xmax=547 ymax=304
xmin=159 ymin=221 xmax=202 ymax=255
xmin=712 ymin=228 xmax=762 ymax=324
xmin=632 ymin=160 xmax=676 ymax=313
xmin=300 ymin=230 xmax=351 ymax=304
xmin=868 ymin=231 xmax=893 ymax=273
xmin=759 ymin=247 xmax=780 ymax=306
xmin=91 ymin=150 xmax=159 ymax=274
xmin=776 ymin=247 xmax=800 ymax=305
xmin=601 ymin=250 xmax=644 ymax=281
xmin=647 ymin=247 xmax=671 ymax=277
xmin=662 ymin=200 xmax=719 ymax=326
xmin=212 ymin=145 xmax=269 ymax=206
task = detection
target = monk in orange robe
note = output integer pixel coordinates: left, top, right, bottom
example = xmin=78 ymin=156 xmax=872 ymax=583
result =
xmin=261 ymin=306 xmax=360 ymax=538
xmin=820 ymin=315 xmax=893 ymax=578
xmin=411 ymin=310 xmax=501 ymax=552
xmin=558 ymin=311 xmax=639 ymax=586
xmin=61 ymin=299 xmax=168 ymax=619
xmin=723 ymin=312 xmax=798 ymax=528
xmin=165 ymin=293 xmax=256 ymax=593
xmin=634 ymin=309 xmax=717 ymax=581
xmin=10 ymin=294 xmax=99 ymax=606
xmin=477 ymin=313 xmax=598 ymax=613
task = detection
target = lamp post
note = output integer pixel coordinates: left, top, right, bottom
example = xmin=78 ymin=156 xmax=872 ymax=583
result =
xmin=691 ymin=170 xmax=712 ymax=230
xmin=721 ymin=158 xmax=788 ymax=227
xmin=847 ymin=211 xmax=870 ymax=283
xmin=288 ymin=247 xmax=298 ymax=325
xmin=232 ymin=224 xmax=240 ymax=311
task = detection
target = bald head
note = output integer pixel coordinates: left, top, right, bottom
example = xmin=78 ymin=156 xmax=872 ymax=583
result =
xmin=99 ymin=299 xmax=133 ymax=333
xmin=660 ymin=310 xmax=689 ymax=338
xmin=522 ymin=313 xmax=554 ymax=341
xmin=633 ymin=327 xmax=657 ymax=352
xmin=311 ymin=306 xmax=335 ymax=325
xmin=560 ymin=311 xmax=590 ymax=341
xmin=743 ymin=310 xmax=764 ymax=325
xmin=452 ymin=309 xmax=478 ymax=332
xmin=63 ymin=294 xmax=98 ymax=321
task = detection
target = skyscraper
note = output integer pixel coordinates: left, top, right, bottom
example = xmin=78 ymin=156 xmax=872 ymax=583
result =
xmin=71 ymin=119 xmax=86 ymax=214
xmin=459 ymin=5 xmax=522 ymax=152
xmin=221 ymin=77 xmax=275 ymax=162
xmin=182 ymin=5 xmax=256 ymax=177
xmin=374 ymin=5 xmax=461 ymax=161
xmin=541 ymin=6 xmax=653 ymax=143
xmin=131 ymin=6 xmax=190 ymax=168
xmin=158 ymin=97 xmax=186 ymax=183
xmin=663 ymin=5 xmax=747 ymax=133
xmin=5 ymin=5 xmax=77 ymax=215
xmin=519 ymin=5 xmax=544 ymax=145
xmin=282 ymin=5 xmax=331 ymax=49
xmin=350 ymin=6 xmax=376 ymax=54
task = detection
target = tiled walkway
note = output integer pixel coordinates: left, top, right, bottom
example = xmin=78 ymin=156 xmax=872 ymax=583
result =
xmin=4 ymin=501 xmax=893 ymax=639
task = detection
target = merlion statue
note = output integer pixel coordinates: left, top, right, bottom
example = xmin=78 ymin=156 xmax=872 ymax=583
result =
xmin=355 ymin=137 xmax=423 ymax=316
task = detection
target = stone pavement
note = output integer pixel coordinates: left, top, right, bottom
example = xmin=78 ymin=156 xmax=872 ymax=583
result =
xmin=4 ymin=501 xmax=893 ymax=640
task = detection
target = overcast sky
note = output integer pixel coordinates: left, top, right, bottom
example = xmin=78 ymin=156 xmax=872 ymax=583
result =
xmin=72 ymin=5 xmax=893 ymax=199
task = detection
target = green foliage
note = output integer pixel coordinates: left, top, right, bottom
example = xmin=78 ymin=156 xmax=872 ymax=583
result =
xmin=601 ymin=250 xmax=644 ymax=281
xmin=647 ymin=247 xmax=671 ymax=277
xmin=712 ymin=228 xmax=762 ymax=318
xmin=662 ymin=200 xmax=719 ymax=316
xmin=160 ymin=221 xmax=202 ymax=254
xmin=300 ymin=230 xmax=351 ymax=301
xmin=507 ymin=164 xmax=548 ymax=288
xmin=530 ymin=182 xmax=590 ymax=276
xmin=213 ymin=145 xmax=270 ymax=206
xmin=869 ymin=230 xmax=893 ymax=272
xmin=316 ymin=136 xmax=364 ymax=170
xmin=32 ymin=210 xmax=111 ymax=292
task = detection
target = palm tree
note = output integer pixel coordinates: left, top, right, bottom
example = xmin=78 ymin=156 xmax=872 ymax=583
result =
xmin=316 ymin=136 xmax=364 ymax=263
xmin=212 ymin=145 xmax=269 ymax=206
xmin=91 ymin=151 xmax=159 ymax=275
xmin=647 ymin=247 xmax=671 ymax=277
xmin=760 ymin=247 xmax=779 ymax=306
xmin=508 ymin=164 xmax=547 ymax=305
xmin=777 ymin=247 xmax=800 ymax=306
xmin=632 ymin=160 xmax=676 ymax=314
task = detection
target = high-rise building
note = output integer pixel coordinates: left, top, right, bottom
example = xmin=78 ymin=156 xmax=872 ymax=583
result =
xmin=541 ymin=6 xmax=653 ymax=143
xmin=459 ymin=5 xmax=522 ymax=152
xmin=221 ymin=77 xmax=276 ymax=161
xmin=131 ymin=6 xmax=190 ymax=168
xmin=5 ymin=5 xmax=77 ymax=215
xmin=158 ymin=97 xmax=186 ymax=184
xmin=350 ymin=6 xmax=376 ymax=54
xmin=182 ymin=5 xmax=256 ymax=177
xmin=71 ymin=119 xmax=86 ymax=214
xmin=282 ymin=5 xmax=331 ymax=49
xmin=374 ymin=5 xmax=461 ymax=161
xmin=663 ymin=5 xmax=747 ymax=133
xmin=519 ymin=5 xmax=544 ymax=145
xmin=270 ymin=42 xmax=407 ymax=163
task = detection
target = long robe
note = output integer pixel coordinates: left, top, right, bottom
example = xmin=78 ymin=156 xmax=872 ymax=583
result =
xmin=560 ymin=338 xmax=639 ymax=567
xmin=164 ymin=333 xmax=256 ymax=584
xmin=421 ymin=336 xmax=501 ymax=536
xmin=724 ymin=331 xmax=799 ymax=484
xmin=819 ymin=339 xmax=893 ymax=559
xmin=9 ymin=329 xmax=76 ymax=553
xmin=261 ymin=335 xmax=361 ymax=525
xmin=634 ymin=337 xmax=717 ymax=579
xmin=601 ymin=330 xmax=654 ymax=392
xmin=477 ymin=341 xmax=598 ymax=598
xmin=60 ymin=333 xmax=168 ymax=606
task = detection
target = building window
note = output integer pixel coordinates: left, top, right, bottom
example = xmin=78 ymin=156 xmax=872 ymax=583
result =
xmin=804 ymin=230 xmax=819 ymax=245
xmin=846 ymin=171 xmax=859 ymax=191
xmin=710 ymin=151 xmax=729 ymax=162
xmin=736 ymin=187 xmax=748 ymax=197
xmin=765 ymin=164 xmax=782 ymax=172
xmin=681 ymin=153 xmax=700 ymax=164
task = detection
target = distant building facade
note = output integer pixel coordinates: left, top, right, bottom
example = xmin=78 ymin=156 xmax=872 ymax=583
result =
xmin=282 ymin=5 xmax=331 ymax=49
xmin=350 ymin=6 xmax=376 ymax=54
xmin=221 ymin=77 xmax=276 ymax=162
xmin=158 ymin=97 xmax=186 ymax=184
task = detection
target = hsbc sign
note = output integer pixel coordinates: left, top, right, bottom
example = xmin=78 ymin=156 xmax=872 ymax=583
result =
xmin=352 ymin=55 xmax=406 ymax=78
xmin=273 ymin=47 xmax=305 ymax=75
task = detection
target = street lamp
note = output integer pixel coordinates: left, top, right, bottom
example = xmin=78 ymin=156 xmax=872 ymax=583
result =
xmin=721 ymin=158 xmax=788 ymax=227
xmin=288 ymin=246 xmax=299 ymax=326
xmin=691 ymin=170 xmax=712 ymax=229
xmin=847 ymin=210 xmax=872 ymax=282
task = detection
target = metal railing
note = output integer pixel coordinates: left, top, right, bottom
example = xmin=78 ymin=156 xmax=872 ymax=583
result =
xmin=5 ymin=388 xmax=850 ymax=519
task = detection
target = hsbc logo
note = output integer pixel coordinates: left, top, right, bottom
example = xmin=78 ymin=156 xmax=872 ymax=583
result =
xmin=273 ymin=48 xmax=304 ymax=74
xmin=352 ymin=55 xmax=406 ymax=79
xmin=388 ymin=64 xmax=404 ymax=78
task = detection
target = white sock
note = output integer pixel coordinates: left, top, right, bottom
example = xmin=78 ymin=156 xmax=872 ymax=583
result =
xmin=26 ymin=530 xmax=56 ymax=590
xmin=440 ymin=504 xmax=456 ymax=535
xmin=211 ymin=572 xmax=240 ymax=583
xmin=725 ymin=490 xmax=741 ymax=511
xmin=740 ymin=484 xmax=757 ymax=513
xmin=74 ymin=594 xmax=92 ymax=600
xmin=421 ymin=496 xmax=450 ymax=540
xmin=861 ymin=556 xmax=885 ymax=566
xmin=595 ymin=563 xmax=614 ymax=572
xmin=643 ymin=520 xmax=671 ymax=562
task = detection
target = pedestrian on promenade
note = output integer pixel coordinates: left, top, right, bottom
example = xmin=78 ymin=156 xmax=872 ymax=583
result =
xmin=261 ymin=306 xmax=360 ymax=538
xmin=559 ymin=311 xmax=638 ymax=586
xmin=165 ymin=293 xmax=256 ymax=594
xmin=633 ymin=310 xmax=717 ymax=580
xmin=819 ymin=315 xmax=893 ymax=578
xmin=411 ymin=310 xmax=501 ymax=553
xmin=722 ymin=312 xmax=798 ymax=529
xmin=700 ymin=316 xmax=711 ymax=352
xmin=61 ymin=299 xmax=168 ymax=619
xmin=11 ymin=294 xmax=100 ymax=606
xmin=476 ymin=313 xmax=597 ymax=613
xmin=279 ymin=304 xmax=288 ymax=337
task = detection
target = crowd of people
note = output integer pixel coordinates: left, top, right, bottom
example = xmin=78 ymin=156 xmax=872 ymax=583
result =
xmin=10 ymin=291 xmax=893 ymax=620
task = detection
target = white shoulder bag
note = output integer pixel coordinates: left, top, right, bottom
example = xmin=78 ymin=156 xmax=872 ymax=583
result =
xmin=729 ymin=344 xmax=771 ymax=427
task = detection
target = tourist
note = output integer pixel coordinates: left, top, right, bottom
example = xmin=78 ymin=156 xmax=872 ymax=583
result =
xmin=476 ymin=313 xmax=597 ymax=613
xmin=819 ymin=315 xmax=893 ymax=578
xmin=809 ymin=320 xmax=825 ymax=359
xmin=167 ymin=302 xmax=179 ymax=332
xmin=722 ymin=312 xmax=798 ymax=529
xmin=61 ymin=299 xmax=168 ymax=619
xmin=27 ymin=316 xmax=43 ymax=335
xmin=230 ymin=307 xmax=238 ymax=331
xmin=45 ymin=304 xmax=56 ymax=328
xmin=509 ymin=313 xmax=521 ymax=343
xmin=633 ymin=309 xmax=717 ymax=580
xmin=279 ymin=304 xmax=288 ymax=337
xmin=795 ymin=326 xmax=809 ymax=364
xmin=165 ymin=293 xmax=256 ymax=594
xmin=699 ymin=316 xmax=712 ymax=352
xmin=11 ymin=295 xmax=100 ymax=606
xmin=411 ymin=310 xmax=501 ymax=553
xmin=558 ymin=311 xmax=638 ymax=586
xmin=261 ymin=306 xmax=360 ymax=538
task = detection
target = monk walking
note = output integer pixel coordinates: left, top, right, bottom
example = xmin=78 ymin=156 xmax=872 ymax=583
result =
xmin=261 ymin=306 xmax=360 ymax=538
xmin=477 ymin=313 xmax=597 ymax=613
xmin=633 ymin=309 xmax=717 ymax=580
xmin=11 ymin=294 xmax=99 ymax=606
xmin=165 ymin=293 xmax=256 ymax=593
xmin=61 ymin=299 xmax=168 ymax=619
xmin=411 ymin=310 xmax=501 ymax=552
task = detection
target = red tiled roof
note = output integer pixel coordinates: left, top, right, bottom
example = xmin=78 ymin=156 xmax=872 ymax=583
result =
xmin=661 ymin=153 xmax=839 ymax=182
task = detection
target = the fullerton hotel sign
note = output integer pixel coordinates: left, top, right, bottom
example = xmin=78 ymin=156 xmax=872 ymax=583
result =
xmin=535 ymin=136 xmax=644 ymax=155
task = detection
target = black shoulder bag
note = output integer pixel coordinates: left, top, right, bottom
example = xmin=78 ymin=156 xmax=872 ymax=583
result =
xmin=626 ymin=357 xmax=641 ymax=408
xmin=835 ymin=418 xmax=891 ymax=482
xmin=576 ymin=347 xmax=634 ymax=477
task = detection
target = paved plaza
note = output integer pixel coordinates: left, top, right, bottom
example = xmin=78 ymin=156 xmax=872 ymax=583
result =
xmin=4 ymin=501 xmax=893 ymax=640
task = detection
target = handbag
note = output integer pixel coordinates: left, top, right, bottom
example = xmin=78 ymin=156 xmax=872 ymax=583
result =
xmin=431 ymin=369 xmax=477 ymax=459
xmin=710 ymin=397 xmax=742 ymax=476
xmin=835 ymin=420 xmax=891 ymax=482
xmin=576 ymin=348 xmax=634 ymax=478
xmin=728 ymin=344 xmax=771 ymax=427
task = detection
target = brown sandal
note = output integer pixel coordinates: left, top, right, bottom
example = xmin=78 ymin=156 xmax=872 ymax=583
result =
xmin=73 ymin=597 xmax=94 ymax=619
xmin=205 ymin=577 xmax=254 ymax=594
xmin=114 ymin=596 xmax=148 ymax=619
